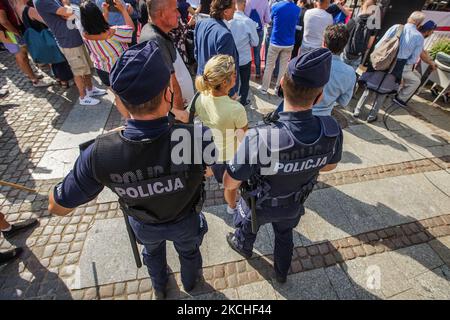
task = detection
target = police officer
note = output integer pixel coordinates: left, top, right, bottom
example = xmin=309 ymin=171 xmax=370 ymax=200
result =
xmin=48 ymin=41 xmax=216 ymax=299
xmin=223 ymin=48 xmax=343 ymax=283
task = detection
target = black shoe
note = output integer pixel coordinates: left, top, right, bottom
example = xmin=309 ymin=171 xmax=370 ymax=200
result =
xmin=184 ymin=274 xmax=203 ymax=292
xmin=0 ymin=247 xmax=23 ymax=265
xmin=393 ymin=96 xmax=408 ymax=108
xmin=2 ymin=219 xmax=38 ymax=240
xmin=366 ymin=115 xmax=378 ymax=123
xmin=226 ymin=233 xmax=252 ymax=259
xmin=275 ymin=273 xmax=287 ymax=284
xmin=153 ymin=289 xmax=166 ymax=300
xmin=430 ymin=87 xmax=439 ymax=97
xmin=0 ymin=89 xmax=8 ymax=98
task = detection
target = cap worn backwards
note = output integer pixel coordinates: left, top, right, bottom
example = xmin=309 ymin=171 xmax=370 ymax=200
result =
xmin=287 ymin=48 xmax=332 ymax=88
xmin=420 ymin=20 xmax=437 ymax=32
xmin=110 ymin=41 xmax=171 ymax=105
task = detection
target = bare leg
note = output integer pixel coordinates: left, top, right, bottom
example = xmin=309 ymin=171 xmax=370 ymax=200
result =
xmin=15 ymin=47 xmax=37 ymax=82
xmin=73 ymin=75 xmax=86 ymax=99
xmin=83 ymin=75 xmax=93 ymax=92
xmin=0 ymin=212 xmax=11 ymax=230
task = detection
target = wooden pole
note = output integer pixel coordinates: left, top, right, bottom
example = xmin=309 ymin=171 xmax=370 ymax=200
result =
xmin=0 ymin=180 xmax=38 ymax=193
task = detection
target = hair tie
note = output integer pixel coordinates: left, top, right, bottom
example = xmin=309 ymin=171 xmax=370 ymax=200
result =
xmin=203 ymin=74 xmax=208 ymax=82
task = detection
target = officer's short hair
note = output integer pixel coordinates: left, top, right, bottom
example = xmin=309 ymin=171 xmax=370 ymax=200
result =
xmin=282 ymin=75 xmax=324 ymax=107
xmin=121 ymin=89 xmax=166 ymax=116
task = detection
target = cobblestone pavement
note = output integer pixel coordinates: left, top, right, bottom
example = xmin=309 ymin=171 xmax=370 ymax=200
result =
xmin=1 ymin=52 xmax=449 ymax=300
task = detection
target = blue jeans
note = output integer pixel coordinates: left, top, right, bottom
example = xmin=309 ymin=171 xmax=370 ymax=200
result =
xmin=129 ymin=212 xmax=208 ymax=291
xmin=253 ymin=29 xmax=264 ymax=75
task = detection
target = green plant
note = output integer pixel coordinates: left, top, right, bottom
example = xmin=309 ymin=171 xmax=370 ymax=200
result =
xmin=429 ymin=39 xmax=450 ymax=59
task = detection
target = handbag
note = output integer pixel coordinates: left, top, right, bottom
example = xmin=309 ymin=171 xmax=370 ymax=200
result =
xmin=22 ymin=7 xmax=65 ymax=64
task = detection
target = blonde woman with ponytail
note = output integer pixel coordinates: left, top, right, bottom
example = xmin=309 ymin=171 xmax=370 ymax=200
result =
xmin=174 ymin=54 xmax=248 ymax=215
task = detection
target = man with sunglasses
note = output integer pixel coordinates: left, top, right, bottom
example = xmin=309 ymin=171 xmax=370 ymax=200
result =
xmin=47 ymin=41 xmax=216 ymax=300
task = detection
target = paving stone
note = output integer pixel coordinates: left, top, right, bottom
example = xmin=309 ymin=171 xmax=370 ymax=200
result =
xmin=307 ymin=245 xmax=319 ymax=256
xmin=139 ymin=279 xmax=152 ymax=293
xmin=311 ymin=255 xmax=325 ymax=268
xmin=236 ymin=281 xmax=278 ymax=300
xmin=389 ymin=243 xmax=445 ymax=279
xmin=99 ymin=284 xmax=114 ymax=298
xmin=353 ymin=245 xmax=367 ymax=258
xmin=410 ymin=265 xmax=450 ymax=299
xmin=42 ymin=245 xmax=57 ymax=259
xmin=213 ymin=265 xmax=225 ymax=278
xmin=55 ymin=243 xmax=70 ymax=256
xmin=428 ymin=236 xmax=450 ymax=267
xmin=126 ymin=280 xmax=139 ymax=295
xmin=274 ymin=269 xmax=338 ymax=300
xmin=325 ymin=265 xmax=358 ymax=299
xmin=187 ymin=288 xmax=239 ymax=300
xmin=300 ymin=258 xmax=314 ymax=271
xmin=296 ymin=247 xmax=308 ymax=258
xmin=363 ymin=244 xmax=376 ymax=256
xmin=291 ymin=260 xmax=303 ymax=273
xmin=224 ymin=263 xmax=236 ymax=277
xmin=50 ymin=255 xmax=65 ymax=268
xmin=214 ymin=278 xmax=227 ymax=290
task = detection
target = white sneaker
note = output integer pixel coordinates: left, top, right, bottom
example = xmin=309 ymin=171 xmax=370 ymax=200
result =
xmin=79 ymin=96 xmax=100 ymax=106
xmin=87 ymin=86 xmax=107 ymax=97
xmin=32 ymin=79 xmax=53 ymax=88
xmin=226 ymin=205 xmax=237 ymax=215
xmin=257 ymin=85 xmax=267 ymax=95
xmin=353 ymin=109 xmax=360 ymax=118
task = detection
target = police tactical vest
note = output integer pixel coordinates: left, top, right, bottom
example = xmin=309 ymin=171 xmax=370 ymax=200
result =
xmin=87 ymin=124 xmax=205 ymax=224
xmin=242 ymin=116 xmax=340 ymax=210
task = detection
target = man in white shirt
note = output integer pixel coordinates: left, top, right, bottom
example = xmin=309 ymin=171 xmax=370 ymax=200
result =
xmin=230 ymin=0 xmax=259 ymax=106
xmin=301 ymin=0 xmax=333 ymax=54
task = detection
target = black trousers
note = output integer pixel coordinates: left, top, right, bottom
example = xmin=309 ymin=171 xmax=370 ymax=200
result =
xmin=239 ymin=62 xmax=251 ymax=105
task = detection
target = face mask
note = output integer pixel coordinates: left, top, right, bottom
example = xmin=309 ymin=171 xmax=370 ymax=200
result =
xmin=165 ymin=87 xmax=175 ymax=111
xmin=312 ymin=92 xmax=322 ymax=106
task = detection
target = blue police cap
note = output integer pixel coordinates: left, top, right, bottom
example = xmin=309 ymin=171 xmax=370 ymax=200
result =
xmin=420 ymin=20 xmax=437 ymax=32
xmin=287 ymin=48 xmax=332 ymax=88
xmin=110 ymin=41 xmax=171 ymax=105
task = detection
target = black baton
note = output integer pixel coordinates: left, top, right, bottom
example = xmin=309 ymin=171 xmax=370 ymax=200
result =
xmin=123 ymin=212 xmax=142 ymax=268
xmin=250 ymin=195 xmax=258 ymax=234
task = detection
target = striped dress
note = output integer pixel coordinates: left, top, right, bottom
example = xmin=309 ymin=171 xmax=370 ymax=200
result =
xmin=84 ymin=25 xmax=133 ymax=72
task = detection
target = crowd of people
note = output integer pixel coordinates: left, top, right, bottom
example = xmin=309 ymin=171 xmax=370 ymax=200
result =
xmin=1 ymin=0 xmax=441 ymax=117
xmin=0 ymin=0 xmax=447 ymax=299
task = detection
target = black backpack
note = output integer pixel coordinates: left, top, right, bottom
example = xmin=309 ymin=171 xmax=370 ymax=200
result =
xmin=345 ymin=16 xmax=372 ymax=60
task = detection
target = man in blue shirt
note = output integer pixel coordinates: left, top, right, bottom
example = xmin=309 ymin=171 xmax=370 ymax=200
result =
xmin=354 ymin=11 xmax=426 ymax=122
xmin=385 ymin=12 xmax=426 ymax=106
xmin=48 ymin=41 xmax=216 ymax=299
xmin=313 ymin=24 xmax=356 ymax=116
xmin=230 ymin=0 xmax=259 ymax=106
xmin=194 ymin=0 xmax=240 ymax=97
xmin=259 ymin=0 xmax=300 ymax=94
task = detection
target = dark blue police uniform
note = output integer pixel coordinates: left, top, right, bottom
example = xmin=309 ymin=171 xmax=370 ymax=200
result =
xmin=226 ymin=48 xmax=343 ymax=281
xmin=53 ymin=41 xmax=216 ymax=296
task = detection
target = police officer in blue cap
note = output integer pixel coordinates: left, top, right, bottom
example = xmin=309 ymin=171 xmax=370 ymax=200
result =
xmin=47 ymin=41 xmax=216 ymax=299
xmin=223 ymin=48 xmax=343 ymax=283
